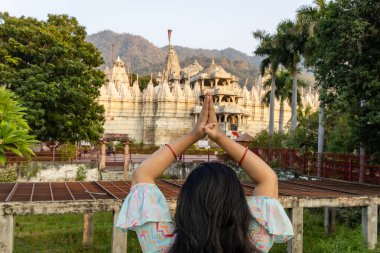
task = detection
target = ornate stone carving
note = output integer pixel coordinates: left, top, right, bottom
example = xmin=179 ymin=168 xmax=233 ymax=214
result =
xmin=97 ymin=45 xmax=318 ymax=145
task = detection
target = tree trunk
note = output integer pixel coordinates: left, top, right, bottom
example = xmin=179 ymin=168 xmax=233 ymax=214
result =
xmin=359 ymin=100 xmax=365 ymax=183
xmin=269 ymin=71 xmax=276 ymax=135
xmin=291 ymin=64 xmax=298 ymax=135
xmin=317 ymin=106 xmax=325 ymax=177
xmin=279 ymin=100 xmax=284 ymax=133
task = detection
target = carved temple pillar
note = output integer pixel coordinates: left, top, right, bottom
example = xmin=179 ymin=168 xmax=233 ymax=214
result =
xmin=100 ymin=141 xmax=107 ymax=171
xmin=123 ymin=141 xmax=130 ymax=180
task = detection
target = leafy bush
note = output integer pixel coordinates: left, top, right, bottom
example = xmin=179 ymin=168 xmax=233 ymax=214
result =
xmin=251 ymin=130 xmax=289 ymax=148
xmin=287 ymin=106 xmax=319 ymax=152
xmin=325 ymin=113 xmax=357 ymax=153
xmin=0 ymin=168 xmax=17 ymax=182
xmin=75 ymin=165 xmax=88 ymax=181
xmin=17 ymin=163 xmax=41 ymax=181
xmin=60 ymin=144 xmax=77 ymax=161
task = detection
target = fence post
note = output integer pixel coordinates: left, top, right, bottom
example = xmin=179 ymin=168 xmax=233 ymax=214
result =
xmin=287 ymin=207 xmax=303 ymax=253
xmin=349 ymin=158 xmax=353 ymax=181
xmin=285 ymin=149 xmax=288 ymax=168
xmin=303 ymin=153 xmax=307 ymax=174
xmin=362 ymin=202 xmax=378 ymax=249
xmin=83 ymin=211 xmax=94 ymax=246
xmin=112 ymin=209 xmax=127 ymax=253
xmin=0 ymin=212 xmax=14 ymax=253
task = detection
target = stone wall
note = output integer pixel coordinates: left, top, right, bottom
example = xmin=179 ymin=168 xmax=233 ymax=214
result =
xmin=17 ymin=162 xmax=99 ymax=182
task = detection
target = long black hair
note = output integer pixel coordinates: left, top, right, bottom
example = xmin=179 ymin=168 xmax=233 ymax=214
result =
xmin=168 ymin=162 xmax=255 ymax=253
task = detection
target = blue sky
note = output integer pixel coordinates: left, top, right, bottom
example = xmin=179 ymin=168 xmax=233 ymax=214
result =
xmin=2 ymin=0 xmax=314 ymax=55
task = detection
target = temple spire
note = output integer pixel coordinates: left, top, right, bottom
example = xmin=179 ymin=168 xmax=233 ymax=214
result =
xmin=168 ymin=29 xmax=172 ymax=49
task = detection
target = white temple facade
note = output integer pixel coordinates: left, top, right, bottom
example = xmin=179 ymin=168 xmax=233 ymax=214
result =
xmin=97 ymin=45 xmax=319 ymax=145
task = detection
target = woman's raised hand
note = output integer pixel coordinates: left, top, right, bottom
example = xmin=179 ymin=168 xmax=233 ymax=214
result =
xmin=190 ymin=91 xmax=210 ymax=140
xmin=203 ymin=93 xmax=223 ymax=143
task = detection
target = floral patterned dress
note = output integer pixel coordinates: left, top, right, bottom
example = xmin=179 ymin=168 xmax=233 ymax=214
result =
xmin=116 ymin=183 xmax=294 ymax=253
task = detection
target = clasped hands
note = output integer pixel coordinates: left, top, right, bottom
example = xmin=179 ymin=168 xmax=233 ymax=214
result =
xmin=190 ymin=91 xmax=222 ymax=143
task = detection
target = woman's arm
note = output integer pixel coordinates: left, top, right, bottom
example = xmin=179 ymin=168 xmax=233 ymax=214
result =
xmin=131 ymin=92 xmax=211 ymax=186
xmin=203 ymin=99 xmax=278 ymax=198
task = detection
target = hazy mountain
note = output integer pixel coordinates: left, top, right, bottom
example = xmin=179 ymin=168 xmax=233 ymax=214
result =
xmin=87 ymin=30 xmax=262 ymax=84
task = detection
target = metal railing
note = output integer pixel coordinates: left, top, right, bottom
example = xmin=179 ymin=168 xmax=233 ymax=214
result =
xmin=249 ymin=148 xmax=380 ymax=185
xmin=5 ymin=148 xmax=380 ymax=185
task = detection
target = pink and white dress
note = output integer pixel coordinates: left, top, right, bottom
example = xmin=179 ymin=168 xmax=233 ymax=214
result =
xmin=115 ymin=183 xmax=294 ymax=253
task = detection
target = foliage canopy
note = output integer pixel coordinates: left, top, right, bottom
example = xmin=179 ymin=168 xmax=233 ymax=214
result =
xmin=305 ymin=0 xmax=380 ymax=153
xmin=0 ymin=12 xmax=105 ymax=143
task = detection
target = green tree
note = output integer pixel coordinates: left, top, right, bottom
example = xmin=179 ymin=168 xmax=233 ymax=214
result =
xmin=251 ymin=130 xmax=289 ymax=149
xmin=287 ymin=106 xmax=319 ymax=152
xmin=0 ymin=13 xmax=105 ymax=143
xmin=262 ymin=69 xmax=304 ymax=133
xmin=307 ymin=0 xmax=380 ymax=181
xmin=253 ymin=30 xmax=286 ymax=136
xmin=325 ymin=113 xmax=356 ymax=153
xmin=275 ymin=20 xmax=307 ymax=136
xmin=0 ymin=86 xmax=37 ymax=165
xmin=130 ymin=74 xmax=158 ymax=91
xmin=297 ymin=0 xmax=327 ymax=176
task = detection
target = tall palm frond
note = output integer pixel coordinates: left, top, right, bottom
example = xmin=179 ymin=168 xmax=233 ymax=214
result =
xmin=259 ymin=58 xmax=271 ymax=76
xmin=0 ymin=86 xmax=29 ymax=129
xmin=254 ymin=29 xmax=289 ymax=135
xmin=0 ymin=86 xmax=38 ymax=165
xmin=262 ymin=70 xmax=303 ymax=106
xmin=0 ymin=121 xmax=37 ymax=165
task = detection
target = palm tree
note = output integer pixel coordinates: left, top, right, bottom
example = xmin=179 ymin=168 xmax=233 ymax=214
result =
xmin=275 ymin=20 xmax=307 ymax=138
xmin=262 ymin=70 xmax=305 ymax=133
xmin=297 ymin=0 xmax=326 ymax=177
xmin=0 ymin=86 xmax=37 ymax=166
xmin=253 ymin=30 xmax=286 ymax=136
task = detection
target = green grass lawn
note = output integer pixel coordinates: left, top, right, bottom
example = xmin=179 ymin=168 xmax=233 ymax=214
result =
xmin=14 ymin=209 xmax=379 ymax=253
xmin=14 ymin=212 xmax=142 ymax=253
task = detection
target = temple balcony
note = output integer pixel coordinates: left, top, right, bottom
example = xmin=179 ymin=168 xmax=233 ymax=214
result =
xmin=191 ymin=105 xmax=250 ymax=116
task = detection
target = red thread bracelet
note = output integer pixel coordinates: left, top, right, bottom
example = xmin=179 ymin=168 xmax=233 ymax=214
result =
xmin=165 ymin=144 xmax=177 ymax=159
xmin=237 ymin=147 xmax=249 ymax=166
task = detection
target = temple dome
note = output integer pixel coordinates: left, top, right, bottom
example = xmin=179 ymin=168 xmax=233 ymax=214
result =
xmin=181 ymin=59 xmax=203 ymax=78
xmin=196 ymin=59 xmax=231 ymax=79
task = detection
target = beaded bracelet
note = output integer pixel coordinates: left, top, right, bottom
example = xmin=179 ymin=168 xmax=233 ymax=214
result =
xmin=165 ymin=144 xmax=177 ymax=159
xmin=237 ymin=147 xmax=249 ymax=166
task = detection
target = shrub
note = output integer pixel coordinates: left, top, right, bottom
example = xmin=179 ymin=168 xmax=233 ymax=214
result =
xmin=75 ymin=165 xmax=88 ymax=181
xmin=251 ymin=130 xmax=289 ymax=149
xmin=0 ymin=168 xmax=17 ymax=182
xmin=17 ymin=163 xmax=41 ymax=181
xmin=60 ymin=144 xmax=77 ymax=161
